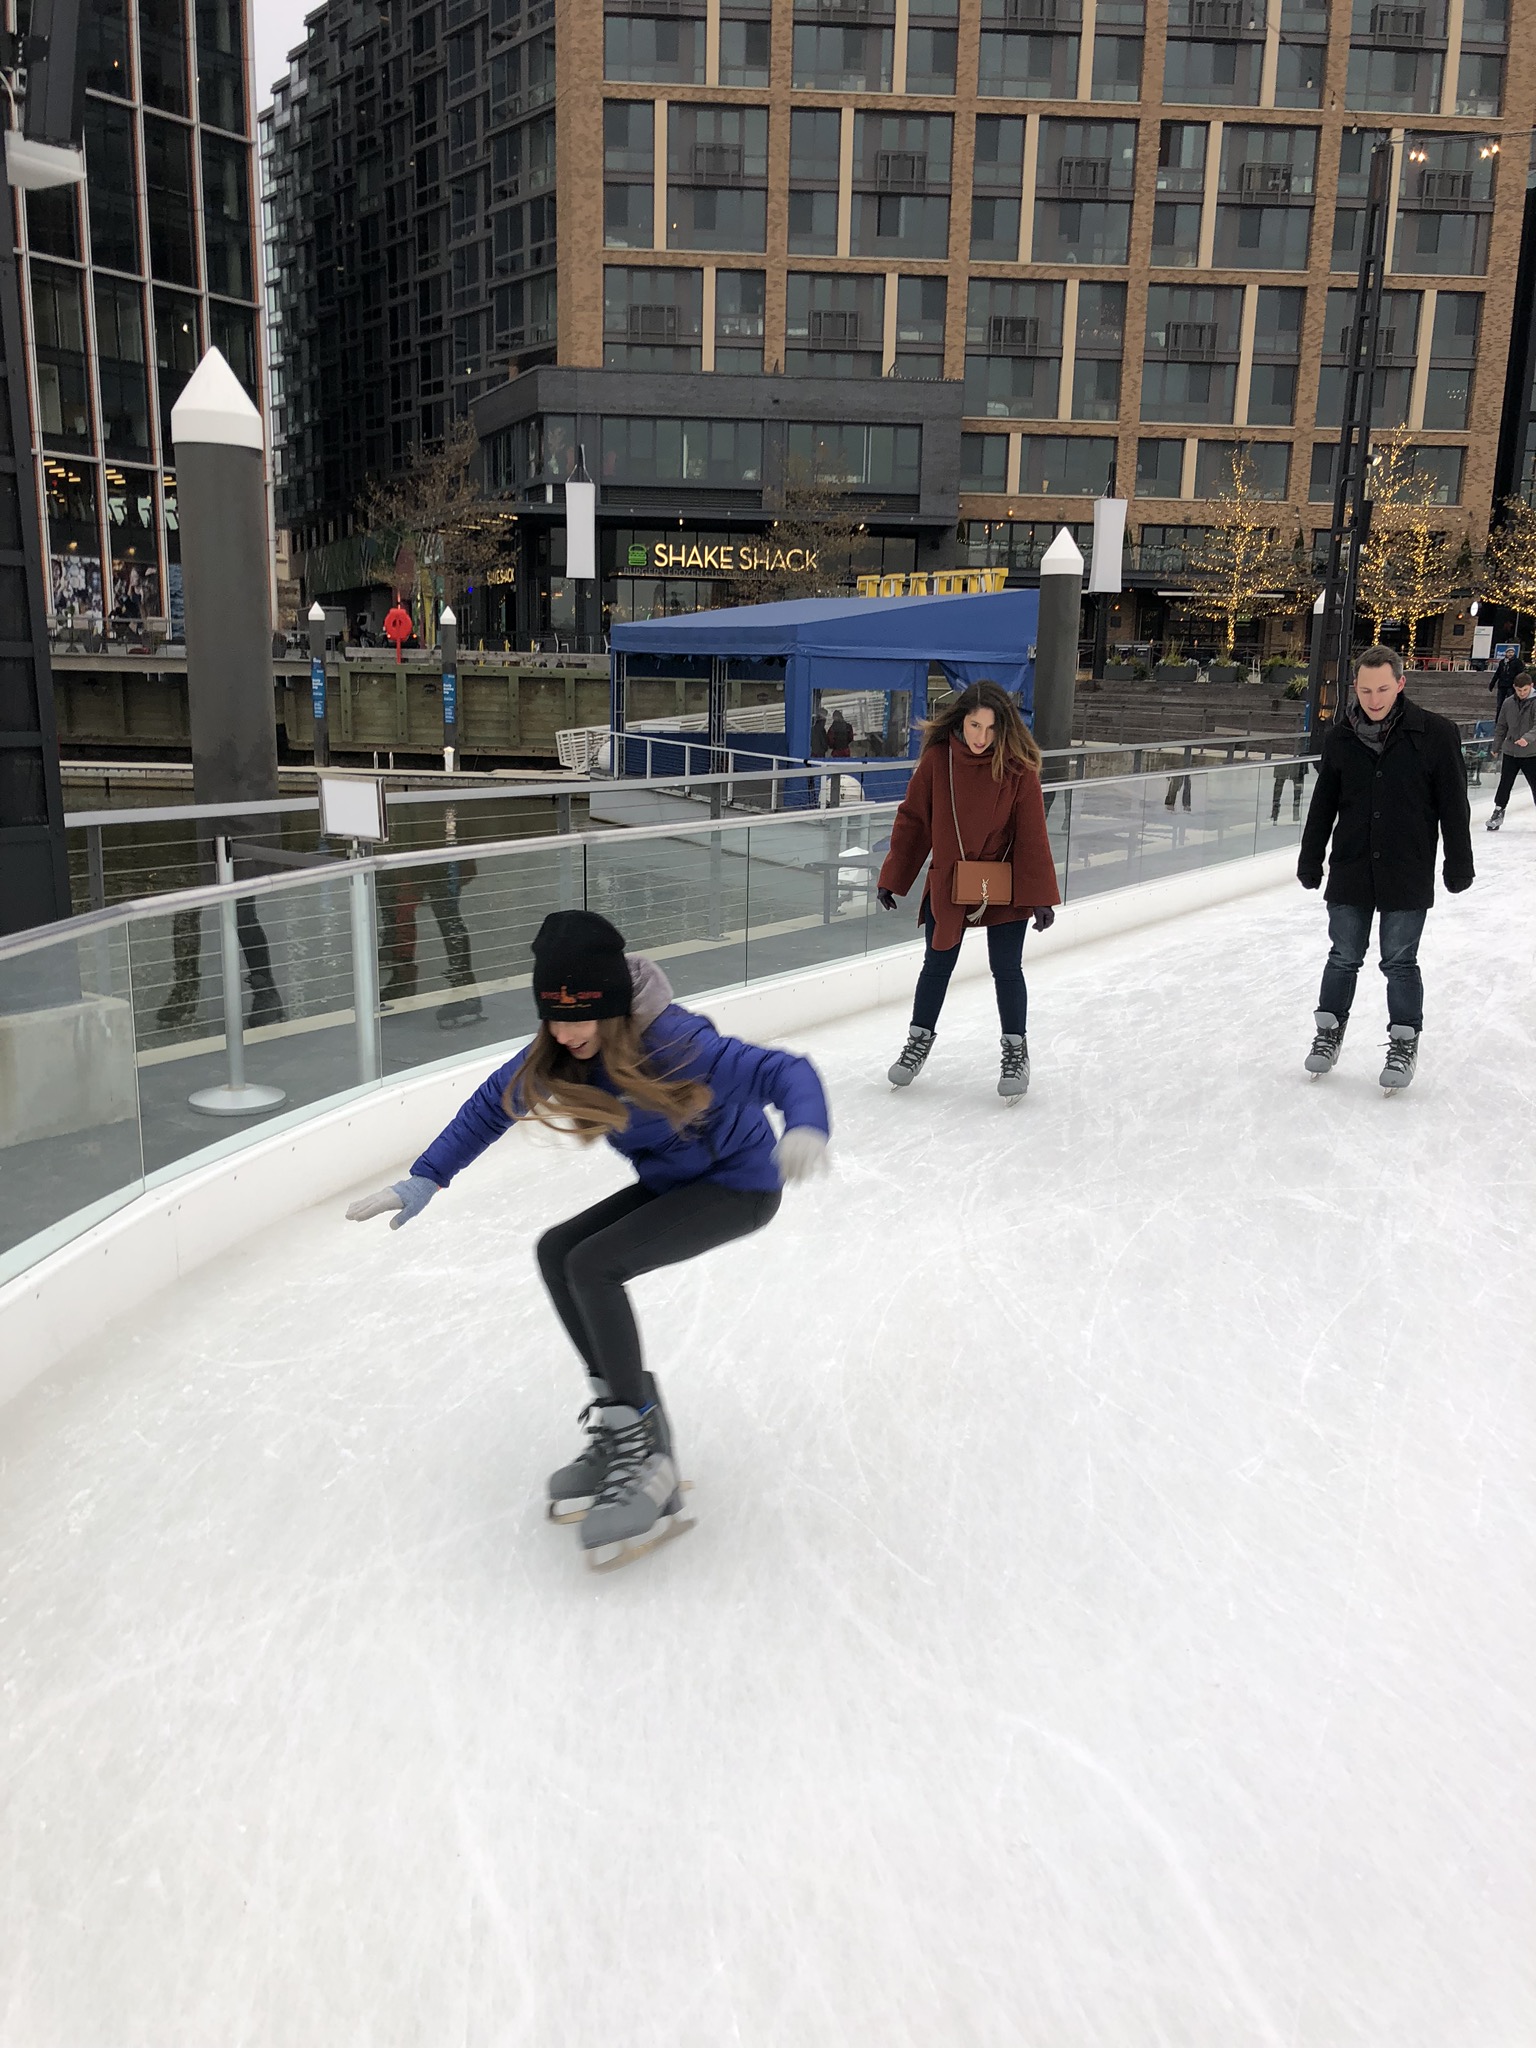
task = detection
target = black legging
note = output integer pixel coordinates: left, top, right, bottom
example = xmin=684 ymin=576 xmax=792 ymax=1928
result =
xmin=536 ymin=1181 xmax=782 ymax=1408
xmin=1494 ymin=756 xmax=1536 ymax=809
xmin=912 ymin=900 xmax=1028 ymax=1037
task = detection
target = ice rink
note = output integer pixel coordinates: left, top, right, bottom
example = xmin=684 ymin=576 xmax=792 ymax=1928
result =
xmin=2 ymin=819 xmax=1532 ymax=2047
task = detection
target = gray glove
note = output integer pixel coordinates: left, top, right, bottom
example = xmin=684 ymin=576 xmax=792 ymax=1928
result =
xmin=773 ymin=1128 xmax=829 ymax=1184
xmin=346 ymin=1174 xmax=439 ymax=1229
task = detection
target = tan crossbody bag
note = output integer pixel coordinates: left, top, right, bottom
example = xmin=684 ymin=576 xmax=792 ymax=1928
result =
xmin=949 ymin=751 xmax=1014 ymax=925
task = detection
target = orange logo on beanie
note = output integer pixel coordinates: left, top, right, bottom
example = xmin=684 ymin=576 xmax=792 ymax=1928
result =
xmin=541 ymin=984 xmax=605 ymax=1009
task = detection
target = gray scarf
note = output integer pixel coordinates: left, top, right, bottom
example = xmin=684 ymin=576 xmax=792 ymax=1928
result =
xmin=1347 ymin=695 xmax=1404 ymax=757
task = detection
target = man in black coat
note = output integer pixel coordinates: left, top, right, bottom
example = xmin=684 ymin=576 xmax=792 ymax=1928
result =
xmin=1297 ymin=645 xmax=1473 ymax=1091
xmin=1488 ymin=646 xmax=1525 ymax=718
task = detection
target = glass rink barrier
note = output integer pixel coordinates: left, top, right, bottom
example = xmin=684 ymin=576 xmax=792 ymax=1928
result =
xmin=0 ymin=756 xmax=1308 ymax=1286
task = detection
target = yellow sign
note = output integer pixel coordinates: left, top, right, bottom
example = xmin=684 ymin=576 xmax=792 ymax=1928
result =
xmin=641 ymin=541 xmax=820 ymax=573
xmin=855 ymin=568 xmax=1009 ymax=597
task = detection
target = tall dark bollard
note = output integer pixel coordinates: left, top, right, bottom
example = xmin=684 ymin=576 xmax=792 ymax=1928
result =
xmin=308 ymin=601 xmax=330 ymax=767
xmin=170 ymin=349 xmax=279 ymax=809
xmin=439 ymin=605 xmax=459 ymax=773
xmin=1034 ymin=528 xmax=1085 ymax=763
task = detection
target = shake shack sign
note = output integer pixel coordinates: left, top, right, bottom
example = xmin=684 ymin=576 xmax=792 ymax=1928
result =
xmin=625 ymin=540 xmax=819 ymax=575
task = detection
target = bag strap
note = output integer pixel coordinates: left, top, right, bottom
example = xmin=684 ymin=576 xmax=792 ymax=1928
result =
xmin=947 ymin=748 xmax=969 ymax=863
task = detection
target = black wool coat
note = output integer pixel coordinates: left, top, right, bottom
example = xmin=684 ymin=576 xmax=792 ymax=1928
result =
xmin=1298 ymin=698 xmax=1473 ymax=912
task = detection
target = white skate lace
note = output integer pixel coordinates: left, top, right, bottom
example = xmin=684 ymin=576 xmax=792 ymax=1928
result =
xmin=593 ymin=1413 xmax=654 ymax=1505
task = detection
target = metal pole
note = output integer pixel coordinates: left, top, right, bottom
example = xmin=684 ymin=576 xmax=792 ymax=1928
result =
xmin=308 ymin=600 xmax=330 ymax=767
xmin=350 ymin=852 xmax=381 ymax=1085
xmin=188 ymin=835 xmax=286 ymax=1115
xmin=440 ymin=603 xmax=459 ymax=773
xmin=1035 ymin=527 xmax=1085 ymax=756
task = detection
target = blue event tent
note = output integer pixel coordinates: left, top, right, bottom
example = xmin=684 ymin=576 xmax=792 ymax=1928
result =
xmin=608 ymin=586 xmax=1040 ymax=772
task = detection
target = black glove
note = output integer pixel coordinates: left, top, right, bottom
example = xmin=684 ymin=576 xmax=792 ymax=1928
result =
xmin=1297 ymin=865 xmax=1322 ymax=891
xmin=877 ymin=888 xmax=898 ymax=911
xmin=1444 ymin=871 xmax=1474 ymax=894
xmin=1031 ymin=905 xmax=1056 ymax=931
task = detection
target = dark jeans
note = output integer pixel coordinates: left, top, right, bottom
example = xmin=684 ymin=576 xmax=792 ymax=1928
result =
xmin=1494 ymin=756 xmax=1536 ymax=810
xmin=536 ymin=1180 xmax=781 ymax=1408
xmin=1271 ymin=762 xmax=1307 ymax=820
xmin=912 ymin=901 xmax=1028 ymax=1037
xmin=1319 ymin=902 xmax=1428 ymax=1032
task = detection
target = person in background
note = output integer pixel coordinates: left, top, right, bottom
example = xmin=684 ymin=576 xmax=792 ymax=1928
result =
xmin=1488 ymin=646 xmax=1525 ymax=720
xmin=877 ymin=681 xmax=1059 ymax=1103
xmin=826 ymin=710 xmax=854 ymax=759
xmin=1486 ymin=668 xmax=1536 ymax=830
xmin=1298 ymin=646 xmax=1473 ymax=1091
xmin=810 ymin=709 xmax=829 ymax=759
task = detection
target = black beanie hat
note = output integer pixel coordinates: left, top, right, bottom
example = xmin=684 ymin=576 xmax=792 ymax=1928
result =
xmin=531 ymin=911 xmax=633 ymax=1022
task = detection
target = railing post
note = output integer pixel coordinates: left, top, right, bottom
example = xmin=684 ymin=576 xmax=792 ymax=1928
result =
xmin=188 ymin=834 xmax=286 ymax=1117
xmin=86 ymin=823 xmax=106 ymax=910
xmin=350 ymin=855 xmax=381 ymax=1086
xmin=555 ymin=791 xmax=572 ymax=835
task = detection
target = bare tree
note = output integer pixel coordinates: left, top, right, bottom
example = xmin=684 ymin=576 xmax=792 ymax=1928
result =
xmin=355 ymin=419 xmax=518 ymax=620
xmin=728 ymin=459 xmax=867 ymax=606
xmin=1179 ymin=448 xmax=1303 ymax=658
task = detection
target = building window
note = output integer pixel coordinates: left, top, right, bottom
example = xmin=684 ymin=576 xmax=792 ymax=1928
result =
xmin=1194 ymin=438 xmax=1289 ymax=497
xmin=667 ymin=105 xmax=768 ymax=252
xmin=1455 ymin=52 xmax=1502 ymax=116
xmin=1153 ymin=122 xmax=1206 ymax=268
xmin=1136 ymin=438 xmax=1185 ymax=495
xmin=908 ymin=0 xmax=959 ymax=91
xmin=977 ymin=25 xmax=1080 ymax=98
xmin=720 ymin=0 xmax=772 ymax=84
xmin=971 ymin=116 xmax=1024 ymax=259
xmin=1345 ymin=47 xmax=1443 ymax=113
xmin=850 ymin=114 xmax=952 ymax=261
xmin=716 ymin=270 xmax=766 ymax=372
xmin=196 ymin=0 xmax=248 ymax=135
xmin=45 ymin=461 xmax=104 ymax=607
xmin=26 ymin=187 xmax=80 ymax=262
xmin=1422 ymin=292 xmax=1479 ymax=429
xmin=153 ymin=289 xmax=200 ymax=447
xmin=788 ymin=110 xmax=841 ymax=256
xmin=95 ymin=280 xmax=152 ymax=458
xmin=788 ymin=421 xmax=922 ymax=494
xmin=1137 ymin=522 xmax=1209 ymax=571
xmin=604 ymin=10 xmax=706 ymax=84
xmin=83 ymin=0 xmax=131 ymax=98
xmin=1393 ymin=134 xmax=1496 ymax=276
xmin=1073 ymin=282 xmax=1124 ymax=420
xmin=1211 ymin=126 xmax=1316 ymax=270
xmin=785 ymin=271 xmax=885 ymax=377
xmin=1141 ymin=285 xmax=1242 ymax=422
xmin=1034 ymin=120 xmax=1136 ymax=265
xmin=1018 ymin=436 xmax=1115 ymax=494
xmin=961 ymin=433 xmax=1009 ymax=491
xmin=1331 ymin=128 xmax=1389 ymax=271
xmin=85 ymin=100 xmax=140 ymax=275
xmin=1315 ymin=286 xmax=1418 ymax=426
xmin=964 ymin=279 xmax=1064 ymax=419
xmin=601 ymin=417 xmax=764 ymax=486
xmin=791 ymin=0 xmax=896 ymax=93
xmin=603 ymin=266 xmax=704 ymax=369
xmin=1248 ymin=286 xmax=1303 ymax=425
xmin=893 ymin=276 xmax=946 ymax=379
xmin=140 ymin=0 xmax=190 ymax=115
xmin=203 ymin=134 xmax=254 ymax=299
xmin=958 ymin=520 xmax=1094 ymax=571
xmin=1162 ymin=0 xmax=1266 ymax=108
xmin=486 ymin=413 xmax=577 ymax=492
xmin=31 ymin=263 xmax=91 ymax=453
xmin=1402 ymin=446 xmax=1463 ymax=503
xmin=1091 ymin=33 xmax=1143 ymax=99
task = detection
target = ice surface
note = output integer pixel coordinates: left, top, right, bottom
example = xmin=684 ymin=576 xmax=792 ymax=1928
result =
xmin=1 ymin=817 xmax=1533 ymax=2047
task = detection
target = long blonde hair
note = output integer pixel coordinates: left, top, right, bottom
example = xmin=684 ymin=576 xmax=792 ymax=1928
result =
xmin=919 ymin=679 xmax=1042 ymax=782
xmin=504 ymin=1016 xmax=713 ymax=1143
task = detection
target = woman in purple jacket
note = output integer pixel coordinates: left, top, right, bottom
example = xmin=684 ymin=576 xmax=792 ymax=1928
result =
xmin=348 ymin=911 xmax=830 ymax=1568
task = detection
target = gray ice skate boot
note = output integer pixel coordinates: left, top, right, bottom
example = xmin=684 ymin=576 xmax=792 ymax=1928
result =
xmin=579 ymin=1403 xmax=688 ymax=1570
xmin=888 ymin=1024 xmax=934 ymax=1088
xmin=548 ymin=1375 xmax=671 ymax=1522
xmin=1379 ymin=1024 xmax=1419 ymax=1092
xmin=1487 ymin=806 xmax=1505 ymax=831
xmin=1304 ymin=1010 xmax=1346 ymax=1075
xmin=998 ymin=1033 xmax=1030 ymax=1103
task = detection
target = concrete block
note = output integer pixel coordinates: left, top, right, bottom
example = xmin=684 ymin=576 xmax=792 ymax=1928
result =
xmin=0 ymin=994 xmax=137 ymax=1145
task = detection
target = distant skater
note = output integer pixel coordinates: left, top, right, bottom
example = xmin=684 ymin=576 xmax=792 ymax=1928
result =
xmin=347 ymin=912 xmax=830 ymax=1568
xmin=1298 ymin=646 xmax=1473 ymax=1092
xmin=1485 ymin=668 xmax=1536 ymax=830
xmin=876 ymin=680 xmax=1059 ymax=1103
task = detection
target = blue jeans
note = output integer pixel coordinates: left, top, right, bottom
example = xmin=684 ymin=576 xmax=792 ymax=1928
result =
xmin=912 ymin=902 xmax=1028 ymax=1037
xmin=1319 ymin=903 xmax=1428 ymax=1032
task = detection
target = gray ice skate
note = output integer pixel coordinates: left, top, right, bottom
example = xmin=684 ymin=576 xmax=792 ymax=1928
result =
xmin=888 ymin=1025 xmax=934 ymax=1088
xmin=998 ymin=1033 xmax=1030 ymax=1103
xmin=1379 ymin=1024 xmax=1419 ymax=1093
xmin=1487 ymin=806 xmax=1505 ymax=831
xmin=580 ymin=1404 xmax=691 ymax=1571
xmin=548 ymin=1375 xmax=672 ymax=1522
xmin=1304 ymin=1010 xmax=1346 ymax=1076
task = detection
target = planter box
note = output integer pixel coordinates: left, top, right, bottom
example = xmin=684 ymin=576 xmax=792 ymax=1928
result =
xmin=1264 ymin=666 xmax=1305 ymax=689
xmin=1103 ymin=663 xmax=1140 ymax=680
xmin=1154 ymin=663 xmax=1197 ymax=684
xmin=1207 ymin=663 xmax=1241 ymax=685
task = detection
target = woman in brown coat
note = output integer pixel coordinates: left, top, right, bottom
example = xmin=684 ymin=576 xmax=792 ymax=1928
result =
xmin=876 ymin=680 xmax=1061 ymax=1101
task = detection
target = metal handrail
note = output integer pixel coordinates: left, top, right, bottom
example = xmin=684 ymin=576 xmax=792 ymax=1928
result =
xmin=5 ymin=753 xmax=1312 ymax=968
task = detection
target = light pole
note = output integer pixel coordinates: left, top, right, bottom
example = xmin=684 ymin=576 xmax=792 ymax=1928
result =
xmin=440 ymin=604 xmax=459 ymax=773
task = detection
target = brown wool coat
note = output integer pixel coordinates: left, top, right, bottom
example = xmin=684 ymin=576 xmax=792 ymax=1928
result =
xmin=878 ymin=736 xmax=1062 ymax=950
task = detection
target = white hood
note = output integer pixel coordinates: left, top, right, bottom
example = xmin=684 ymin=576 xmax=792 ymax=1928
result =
xmin=626 ymin=954 xmax=674 ymax=1030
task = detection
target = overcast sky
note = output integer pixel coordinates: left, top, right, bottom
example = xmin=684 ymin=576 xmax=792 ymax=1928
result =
xmin=253 ymin=0 xmax=316 ymax=108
